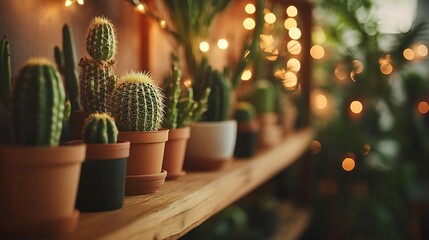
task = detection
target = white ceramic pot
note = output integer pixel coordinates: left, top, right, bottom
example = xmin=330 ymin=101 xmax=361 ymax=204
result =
xmin=185 ymin=120 xmax=237 ymax=170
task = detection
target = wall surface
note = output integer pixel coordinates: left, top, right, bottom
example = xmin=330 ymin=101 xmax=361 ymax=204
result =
xmin=0 ymin=0 xmax=142 ymax=77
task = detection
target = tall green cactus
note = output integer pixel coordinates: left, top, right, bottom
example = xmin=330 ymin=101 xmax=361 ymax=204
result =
xmin=163 ymin=56 xmax=181 ymax=129
xmin=203 ymin=68 xmax=232 ymax=121
xmin=79 ymin=16 xmax=117 ymax=113
xmin=252 ymin=79 xmax=275 ymax=113
xmin=86 ymin=17 xmax=117 ymax=61
xmin=234 ymin=102 xmax=256 ymax=123
xmin=83 ymin=112 xmax=118 ymax=144
xmin=62 ymin=24 xmax=81 ymax=111
xmin=0 ymin=36 xmax=11 ymax=108
xmin=110 ymin=72 xmax=165 ymax=132
xmin=11 ymin=58 xmax=66 ymax=146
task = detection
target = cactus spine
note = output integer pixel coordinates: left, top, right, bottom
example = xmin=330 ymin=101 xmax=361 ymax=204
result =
xmin=111 ymin=72 xmax=165 ymax=132
xmin=83 ymin=112 xmax=118 ymax=144
xmin=0 ymin=36 xmax=11 ymax=108
xmin=80 ymin=16 xmax=117 ymax=113
xmin=12 ymin=58 xmax=66 ymax=146
xmin=252 ymin=79 xmax=275 ymax=113
xmin=234 ymin=102 xmax=256 ymax=123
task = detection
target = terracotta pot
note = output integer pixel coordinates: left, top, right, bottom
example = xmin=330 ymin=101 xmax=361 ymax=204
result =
xmin=163 ymin=127 xmax=190 ymax=180
xmin=185 ymin=120 xmax=237 ymax=171
xmin=118 ymin=129 xmax=169 ymax=195
xmin=234 ymin=120 xmax=260 ymax=158
xmin=71 ymin=110 xmax=89 ymax=140
xmin=0 ymin=143 xmax=86 ymax=238
xmin=257 ymin=113 xmax=283 ymax=148
xmin=73 ymin=140 xmax=130 ymax=212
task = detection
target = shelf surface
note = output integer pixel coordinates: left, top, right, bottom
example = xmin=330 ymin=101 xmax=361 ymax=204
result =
xmin=62 ymin=128 xmax=313 ymax=240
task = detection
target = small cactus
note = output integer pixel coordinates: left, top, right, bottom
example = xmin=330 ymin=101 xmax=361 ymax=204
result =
xmin=83 ymin=112 xmax=118 ymax=144
xmin=11 ymin=58 xmax=66 ymax=146
xmin=111 ymin=72 xmax=165 ymax=132
xmin=0 ymin=36 xmax=11 ymax=108
xmin=252 ymin=79 xmax=275 ymax=113
xmin=203 ymin=68 xmax=232 ymax=121
xmin=85 ymin=16 xmax=117 ymax=61
xmin=163 ymin=56 xmax=181 ymax=129
xmin=234 ymin=102 xmax=256 ymax=123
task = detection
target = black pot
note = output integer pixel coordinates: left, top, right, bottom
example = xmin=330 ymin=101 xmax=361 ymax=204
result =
xmin=74 ymin=141 xmax=130 ymax=212
xmin=234 ymin=131 xmax=258 ymax=158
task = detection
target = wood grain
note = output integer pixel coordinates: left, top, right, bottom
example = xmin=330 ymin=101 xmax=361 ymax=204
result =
xmin=61 ymin=128 xmax=313 ymax=240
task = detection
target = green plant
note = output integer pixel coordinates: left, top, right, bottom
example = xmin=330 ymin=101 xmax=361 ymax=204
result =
xmin=163 ymin=55 xmax=210 ymax=129
xmin=252 ymin=79 xmax=276 ymax=114
xmin=79 ymin=16 xmax=117 ymax=113
xmin=11 ymin=58 xmax=66 ymax=146
xmin=202 ymin=68 xmax=232 ymax=121
xmin=54 ymin=24 xmax=81 ymax=111
xmin=0 ymin=35 xmax=11 ymax=108
xmin=234 ymin=102 xmax=256 ymax=123
xmin=83 ymin=112 xmax=118 ymax=144
xmin=110 ymin=71 xmax=165 ymax=132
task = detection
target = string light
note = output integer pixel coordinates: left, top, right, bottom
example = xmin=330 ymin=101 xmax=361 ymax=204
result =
xmin=199 ymin=41 xmax=210 ymax=52
xmin=403 ymin=48 xmax=415 ymax=60
xmin=342 ymin=157 xmax=355 ymax=172
xmin=310 ymin=45 xmax=325 ymax=59
xmin=418 ymin=101 xmax=429 ymax=114
xmin=243 ymin=18 xmax=256 ymax=30
xmin=241 ymin=69 xmax=252 ymax=81
xmin=350 ymin=101 xmax=363 ymax=114
xmin=310 ymin=140 xmax=322 ymax=154
xmin=286 ymin=5 xmax=298 ymax=17
xmin=287 ymin=40 xmax=301 ymax=55
xmin=245 ymin=3 xmax=256 ymax=14
xmin=284 ymin=18 xmax=297 ymax=30
xmin=287 ymin=58 xmax=301 ymax=72
xmin=416 ymin=44 xmax=428 ymax=57
xmin=352 ymin=60 xmax=363 ymax=73
xmin=335 ymin=64 xmax=347 ymax=81
xmin=315 ymin=94 xmax=328 ymax=109
xmin=289 ymin=27 xmax=302 ymax=40
xmin=137 ymin=3 xmax=145 ymax=12
xmin=65 ymin=0 xmax=84 ymax=7
xmin=217 ymin=38 xmax=229 ymax=49
xmin=264 ymin=12 xmax=276 ymax=24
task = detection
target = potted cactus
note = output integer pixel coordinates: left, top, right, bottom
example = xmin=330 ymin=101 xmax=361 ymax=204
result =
xmin=162 ymin=56 xmax=208 ymax=179
xmin=0 ymin=36 xmax=12 ymax=144
xmin=110 ymin=71 xmax=168 ymax=194
xmin=73 ymin=113 xmax=130 ymax=212
xmin=0 ymin=58 xmax=86 ymax=238
xmin=233 ymin=102 xmax=260 ymax=158
xmin=252 ymin=79 xmax=283 ymax=148
xmin=74 ymin=16 xmax=117 ymax=139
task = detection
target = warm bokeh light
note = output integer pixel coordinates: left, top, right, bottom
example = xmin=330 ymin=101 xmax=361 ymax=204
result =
xmin=310 ymin=45 xmax=325 ymax=59
xmin=350 ymin=101 xmax=363 ymax=114
xmin=362 ymin=143 xmax=371 ymax=155
xmin=241 ymin=69 xmax=252 ymax=81
xmin=342 ymin=157 xmax=355 ymax=171
xmin=352 ymin=60 xmax=363 ymax=74
xmin=184 ymin=79 xmax=192 ymax=88
xmin=289 ymin=27 xmax=301 ymax=40
xmin=217 ymin=38 xmax=229 ymax=49
xmin=243 ymin=18 xmax=256 ymax=30
xmin=335 ymin=64 xmax=347 ymax=81
xmin=418 ymin=101 xmax=429 ymax=114
xmin=380 ymin=62 xmax=393 ymax=75
xmin=310 ymin=140 xmax=322 ymax=154
xmin=245 ymin=3 xmax=256 ymax=14
xmin=160 ymin=20 xmax=166 ymax=29
xmin=379 ymin=55 xmax=392 ymax=64
xmin=286 ymin=5 xmax=298 ymax=17
xmin=137 ymin=3 xmax=144 ymax=12
xmin=287 ymin=40 xmax=301 ymax=55
xmin=284 ymin=18 xmax=297 ymax=30
xmin=403 ymin=48 xmax=415 ymax=60
xmin=283 ymin=71 xmax=298 ymax=89
xmin=287 ymin=58 xmax=301 ymax=72
xmin=264 ymin=12 xmax=276 ymax=24
xmin=65 ymin=0 xmax=73 ymax=7
xmin=350 ymin=71 xmax=356 ymax=82
xmin=416 ymin=44 xmax=428 ymax=57
xmin=312 ymin=26 xmax=327 ymax=44
xmin=199 ymin=41 xmax=210 ymax=52
xmin=77 ymin=0 xmax=84 ymax=5
xmin=265 ymin=48 xmax=279 ymax=61
xmin=315 ymin=94 xmax=328 ymax=109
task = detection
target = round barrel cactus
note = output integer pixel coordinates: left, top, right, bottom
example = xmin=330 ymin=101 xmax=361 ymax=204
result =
xmin=234 ymin=102 xmax=256 ymax=123
xmin=12 ymin=58 xmax=66 ymax=146
xmin=85 ymin=16 xmax=117 ymax=61
xmin=111 ymin=72 xmax=165 ymax=132
xmin=83 ymin=112 xmax=118 ymax=144
xmin=79 ymin=57 xmax=116 ymax=113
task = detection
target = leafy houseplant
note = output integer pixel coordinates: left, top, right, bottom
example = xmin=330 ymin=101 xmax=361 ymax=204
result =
xmin=75 ymin=113 xmax=130 ymax=212
xmin=110 ymin=72 xmax=168 ymax=194
xmin=233 ymin=102 xmax=259 ymax=158
xmin=0 ymin=58 xmax=86 ymax=238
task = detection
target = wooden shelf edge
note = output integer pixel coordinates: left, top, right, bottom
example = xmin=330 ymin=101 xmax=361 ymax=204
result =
xmin=63 ymin=127 xmax=313 ymax=240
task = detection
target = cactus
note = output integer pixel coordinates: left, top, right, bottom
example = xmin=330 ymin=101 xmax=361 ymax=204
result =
xmin=83 ymin=112 xmax=118 ymax=144
xmin=203 ymin=68 xmax=232 ymax=121
xmin=79 ymin=16 xmax=117 ymax=113
xmin=0 ymin=36 xmax=11 ymax=108
xmin=62 ymin=24 xmax=81 ymax=111
xmin=85 ymin=17 xmax=117 ymax=61
xmin=252 ymin=79 xmax=275 ymax=113
xmin=79 ymin=57 xmax=116 ymax=112
xmin=163 ymin=56 xmax=181 ymax=129
xmin=110 ymin=72 xmax=165 ymax=132
xmin=234 ymin=102 xmax=256 ymax=123
xmin=11 ymin=58 xmax=66 ymax=146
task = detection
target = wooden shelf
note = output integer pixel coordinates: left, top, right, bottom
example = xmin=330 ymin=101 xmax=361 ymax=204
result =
xmin=62 ymin=128 xmax=313 ymax=240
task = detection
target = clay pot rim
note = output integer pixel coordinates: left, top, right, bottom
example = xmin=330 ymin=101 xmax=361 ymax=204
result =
xmin=118 ymin=129 xmax=169 ymax=143
xmin=167 ymin=127 xmax=191 ymax=140
xmin=126 ymin=170 xmax=167 ymax=182
xmin=69 ymin=140 xmax=130 ymax=160
xmin=0 ymin=144 xmax=86 ymax=165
